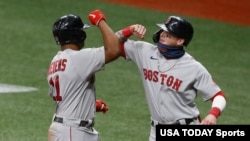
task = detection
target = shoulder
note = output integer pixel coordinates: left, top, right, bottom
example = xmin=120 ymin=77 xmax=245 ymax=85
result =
xmin=78 ymin=46 xmax=104 ymax=53
xmin=181 ymin=53 xmax=208 ymax=71
xmin=67 ymin=47 xmax=105 ymax=60
xmin=82 ymin=46 xmax=104 ymax=51
xmin=125 ymin=39 xmax=156 ymax=50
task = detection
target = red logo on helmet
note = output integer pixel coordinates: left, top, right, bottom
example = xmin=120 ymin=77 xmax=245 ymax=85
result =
xmin=165 ymin=17 xmax=171 ymax=24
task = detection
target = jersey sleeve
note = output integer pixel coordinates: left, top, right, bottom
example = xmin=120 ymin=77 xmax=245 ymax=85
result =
xmin=194 ymin=63 xmax=222 ymax=101
xmin=123 ymin=39 xmax=152 ymax=61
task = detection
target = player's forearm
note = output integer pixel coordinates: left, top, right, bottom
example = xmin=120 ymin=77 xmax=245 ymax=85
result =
xmin=116 ymin=26 xmax=132 ymax=42
xmin=209 ymin=91 xmax=226 ymax=118
xmin=98 ymin=20 xmax=121 ymax=63
xmin=88 ymin=9 xmax=121 ymax=63
xmin=115 ymin=24 xmax=146 ymax=42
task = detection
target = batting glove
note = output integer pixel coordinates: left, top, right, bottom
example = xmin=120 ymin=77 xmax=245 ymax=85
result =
xmin=88 ymin=9 xmax=106 ymax=26
xmin=96 ymin=99 xmax=109 ymax=113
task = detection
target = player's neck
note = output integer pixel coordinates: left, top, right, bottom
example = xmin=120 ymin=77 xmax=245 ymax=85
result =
xmin=61 ymin=44 xmax=79 ymax=51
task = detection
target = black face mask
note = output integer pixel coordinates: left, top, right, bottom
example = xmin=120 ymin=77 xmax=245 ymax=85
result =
xmin=157 ymin=42 xmax=185 ymax=59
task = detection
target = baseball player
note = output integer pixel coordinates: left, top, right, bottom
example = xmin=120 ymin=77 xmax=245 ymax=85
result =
xmin=47 ymin=10 xmax=119 ymax=141
xmin=115 ymin=16 xmax=227 ymax=141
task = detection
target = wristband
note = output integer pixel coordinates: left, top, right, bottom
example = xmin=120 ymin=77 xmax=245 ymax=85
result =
xmin=122 ymin=26 xmax=132 ymax=37
xmin=116 ymin=26 xmax=132 ymax=42
xmin=209 ymin=107 xmax=221 ymax=118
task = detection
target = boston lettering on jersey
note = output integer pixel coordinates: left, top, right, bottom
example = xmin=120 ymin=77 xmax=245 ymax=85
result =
xmin=47 ymin=59 xmax=67 ymax=75
xmin=143 ymin=68 xmax=183 ymax=91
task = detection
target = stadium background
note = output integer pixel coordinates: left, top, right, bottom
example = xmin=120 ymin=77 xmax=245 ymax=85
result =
xmin=102 ymin=0 xmax=250 ymax=26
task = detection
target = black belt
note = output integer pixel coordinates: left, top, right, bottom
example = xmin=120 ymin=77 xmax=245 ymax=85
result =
xmin=151 ymin=118 xmax=197 ymax=126
xmin=54 ymin=116 xmax=94 ymax=127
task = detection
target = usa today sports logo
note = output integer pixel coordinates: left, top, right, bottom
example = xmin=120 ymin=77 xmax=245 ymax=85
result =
xmin=156 ymin=125 xmax=249 ymax=139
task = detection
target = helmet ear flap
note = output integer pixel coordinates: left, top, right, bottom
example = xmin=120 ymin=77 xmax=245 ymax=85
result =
xmin=82 ymin=30 xmax=87 ymax=41
xmin=53 ymin=29 xmax=87 ymax=45
xmin=152 ymin=29 xmax=163 ymax=43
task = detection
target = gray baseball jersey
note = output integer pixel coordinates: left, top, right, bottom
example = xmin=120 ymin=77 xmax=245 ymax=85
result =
xmin=47 ymin=47 xmax=105 ymax=141
xmin=121 ymin=40 xmax=222 ymax=123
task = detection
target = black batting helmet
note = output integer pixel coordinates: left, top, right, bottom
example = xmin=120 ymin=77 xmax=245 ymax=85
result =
xmin=152 ymin=16 xmax=194 ymax=46
xmin=52 ymin=14 xmax=90 ymax=45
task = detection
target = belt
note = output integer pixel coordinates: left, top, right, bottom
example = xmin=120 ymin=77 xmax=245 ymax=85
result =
xmin=53 ymin=116 xmax=94 ymax=128
xmin=151 ymin=118 xmax=197 ymax=126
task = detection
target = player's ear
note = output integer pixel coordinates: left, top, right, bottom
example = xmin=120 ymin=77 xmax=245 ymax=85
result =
xmin=177 ymin=38 xmax=185 ymax=46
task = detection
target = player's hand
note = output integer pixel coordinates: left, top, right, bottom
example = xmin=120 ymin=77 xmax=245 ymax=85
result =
xmin=88 ymin=9 xmax=106 ymax=26
xmin=200 ymin=114 xmax=217 ymax=125
xmin=130 ymin=24 xmax=146 ymax=39
xmin=96 ymin=99 xmax=109 ymax=113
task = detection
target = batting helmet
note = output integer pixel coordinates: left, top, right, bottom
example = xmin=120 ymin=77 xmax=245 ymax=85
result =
xmin=152 ymin=16 xmax=194 ymax=46
xmin=52 ymin=14 xmax=90 ymax=45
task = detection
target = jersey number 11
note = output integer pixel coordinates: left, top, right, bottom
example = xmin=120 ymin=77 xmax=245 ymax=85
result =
xmin=49 ymin=75 xmax=62 ymax=101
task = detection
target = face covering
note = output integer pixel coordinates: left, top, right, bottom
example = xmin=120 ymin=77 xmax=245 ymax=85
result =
xmin=157 ymin=42 xmax=185 ymax=59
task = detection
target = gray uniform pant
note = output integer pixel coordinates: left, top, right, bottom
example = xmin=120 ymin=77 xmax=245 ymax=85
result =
xmin=48 ymin=122 xmax=99 ymax=141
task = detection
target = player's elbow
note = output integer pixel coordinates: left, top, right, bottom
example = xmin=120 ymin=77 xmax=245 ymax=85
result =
xmin=104 ymin=47 xmax=121 ymax=64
